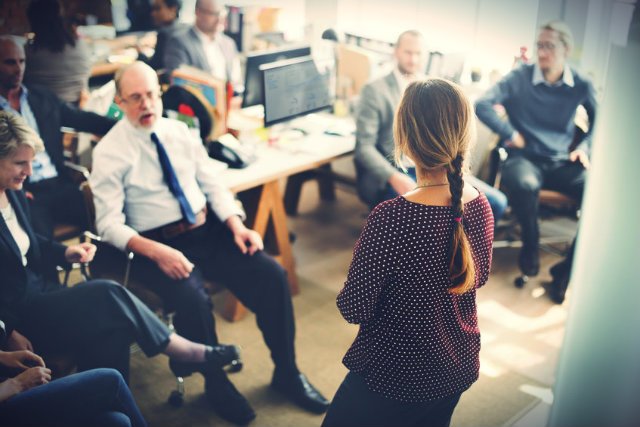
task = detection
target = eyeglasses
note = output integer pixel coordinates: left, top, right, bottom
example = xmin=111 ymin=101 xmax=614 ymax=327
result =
xmin=536 ymin=42 xmax=558 ymax=51
xmin=120 ymin=90 xmax=161 ymax=106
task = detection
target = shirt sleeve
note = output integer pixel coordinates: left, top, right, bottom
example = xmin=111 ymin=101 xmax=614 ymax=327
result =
xmin=337 ymin=204 xmax=396 ymax=324
xmin=90 ymin=136 xmax=140 ymax=252
xmin=475 ymin=70 xmax=519 ymax=142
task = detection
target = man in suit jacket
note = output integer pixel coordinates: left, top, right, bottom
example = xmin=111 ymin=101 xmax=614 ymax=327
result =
xmin=0 ymin=36 xmax=116 ymax=238
xmin=163 ymin=0 xmax=242 ymax=90
xmin=355 ymin=31 xmax=508 ymax=221
xmin=355 ymin=30 xmax=427 ymax=207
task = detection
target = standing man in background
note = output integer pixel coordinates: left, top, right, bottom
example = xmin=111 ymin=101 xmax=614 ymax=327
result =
xmin=475 ymin=21 xmax=597 ymax=303
xmin=355 ymin=30 xmax=507 ymax=221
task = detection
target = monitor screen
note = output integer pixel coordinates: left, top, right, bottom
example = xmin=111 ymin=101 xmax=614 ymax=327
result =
xmin=241 ymin=44 xmax=312 ymax=109
xmin=262 ymin=56 xmax=334 ymax=127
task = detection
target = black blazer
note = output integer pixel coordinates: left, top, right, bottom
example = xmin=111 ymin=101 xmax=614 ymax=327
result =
xmin=0 ymin=190 xmax=67 ymax=335
xmin=12 ymin=85 xmax=116 ymax=186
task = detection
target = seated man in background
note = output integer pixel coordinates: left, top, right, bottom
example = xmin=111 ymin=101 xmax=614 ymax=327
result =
xmin=140 ymin=0 xmax=187 ymax=72
xmin=90 ymin=61 xmax=329 ymax=425
xmin=355 ymin=30 xmax=508 ymax=221
xmin=163 ymin=0 xmax=243 ymax=91
xmin=0 ymin=35 xmax=116 ymax=238
xmin=475 ymin=21 xmax=597 ymax=302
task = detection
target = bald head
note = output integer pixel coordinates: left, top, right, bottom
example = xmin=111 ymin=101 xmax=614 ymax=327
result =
xmin=195 ymin=0 xmax=223 ymax=36
xmin=0 ymin=36 xmax=26 ymax=96
xmin=115 ymin=61 xmax=163 ymax=129
xmin=394 ymin=30 xmax=425 ymax=77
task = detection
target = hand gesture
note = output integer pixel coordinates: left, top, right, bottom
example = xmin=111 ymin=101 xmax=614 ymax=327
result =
xmin=0 ymin=350 xmax=45 ymax=370
xmin=65 ymin=242 xmax=97 ymax=263
xmin=569 ymin=149 xmax=590 ymax=170
xmin=505 ymin=132 xmax=526 ymax=149
xmin=388 ymin=172 xmax=416 ymax=196
xmin=152 ymin=243 xmax=194 ymax=280
xmin=12 ymin=366 xmax=52 ymax=393
xmin=226 ymin=216 xmax=263 ymax=255
xmin=6 ymin=330 xmax=33 ymax=352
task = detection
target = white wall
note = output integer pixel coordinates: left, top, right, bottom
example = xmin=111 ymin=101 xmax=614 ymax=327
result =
xmin=548 ymin=5 xmax=640 ymax=426
xmin=334 ymin=0 xmax=540 ymax=79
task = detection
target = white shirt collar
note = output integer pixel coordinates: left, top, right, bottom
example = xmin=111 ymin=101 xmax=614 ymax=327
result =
xmin=393 ymin=67 xmax=424 ymax=94
xmin=532 ymin=63 xmax=574 ymax=87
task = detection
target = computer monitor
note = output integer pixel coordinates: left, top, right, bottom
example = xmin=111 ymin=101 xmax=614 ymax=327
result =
xmin=261 ymin=56 xmax=334 ymax=127
xmin=241 ymin=44 xmax=312 ymax=108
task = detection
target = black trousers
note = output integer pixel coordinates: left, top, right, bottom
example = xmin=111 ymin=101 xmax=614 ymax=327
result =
xmin=17 ymin=279 xmax=171 ymax=382
xmin=322 ymin=372 xmax=462 ymax=427
xmin=130 ymin=217 xmax=298 ymax=377
xmin=502 ymin=151 xmax=584 ymax=269
xmin=25 ymin=176 xmax=89 ymax=239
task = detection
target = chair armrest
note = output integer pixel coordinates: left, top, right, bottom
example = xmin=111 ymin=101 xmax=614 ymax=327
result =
xmin=63 ymin=161 xmax=91 ymax=184
xmin=83 ymin=232 xmax=135 ymax=288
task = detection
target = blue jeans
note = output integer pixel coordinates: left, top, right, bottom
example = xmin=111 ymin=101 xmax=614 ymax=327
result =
xmin=382 ymin=168 xmax=508 ymax=223
xmin=0 ymin=368 xmax=146 ymax=427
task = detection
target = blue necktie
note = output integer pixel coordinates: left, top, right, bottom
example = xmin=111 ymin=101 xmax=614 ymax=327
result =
xmin=150 ymin=132 xmax=197 ymax=224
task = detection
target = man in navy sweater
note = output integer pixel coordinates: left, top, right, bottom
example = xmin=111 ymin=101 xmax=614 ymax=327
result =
xmin=476 ymin=21 xmax=597 ymax=303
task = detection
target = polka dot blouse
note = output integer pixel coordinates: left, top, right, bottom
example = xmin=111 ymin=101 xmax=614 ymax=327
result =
xmin=337 ymin=194 xmax=494 ymax=402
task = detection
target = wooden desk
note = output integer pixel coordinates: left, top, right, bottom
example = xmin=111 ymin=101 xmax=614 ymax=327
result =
xmin=219 ymin=127 xmax=355 ymax=321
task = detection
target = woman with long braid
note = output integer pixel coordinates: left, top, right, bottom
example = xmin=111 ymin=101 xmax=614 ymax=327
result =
xmin=323 ymin=79 xmax=494 ymax=427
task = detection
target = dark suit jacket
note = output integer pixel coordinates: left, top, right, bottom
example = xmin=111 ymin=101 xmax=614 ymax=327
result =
xmin=144 ymin=21 xmax=189 ymax=71
xmin=164 ymin=27 xmax=238 ymax=80
xmin=19 ymin=85 xmax=116 ymax=187
xmin=0 ymin=190 xmax=67 ymax=335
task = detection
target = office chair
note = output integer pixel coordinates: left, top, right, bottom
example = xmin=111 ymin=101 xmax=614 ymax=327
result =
xmin=79 ymin=183 xmax=243 ymax=407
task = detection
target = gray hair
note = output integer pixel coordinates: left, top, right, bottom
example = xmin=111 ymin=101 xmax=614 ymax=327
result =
xmin=114 ymin=60 xmax=158 ymax=96
xmin=0 ymin=111 xmax=44 ymax=159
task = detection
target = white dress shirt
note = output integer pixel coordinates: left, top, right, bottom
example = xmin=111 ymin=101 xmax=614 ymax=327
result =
xmin=393 ymin=68 xmax=425 ymax=95
xmin=1 ymin=203 xmax=30 ymax=266
xmin=90 ymin=117 xmax=244 ymax=251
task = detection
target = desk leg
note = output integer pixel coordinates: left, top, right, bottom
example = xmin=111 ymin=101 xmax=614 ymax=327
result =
xmin=221 ymin=180 xmax=299 ymax=322
xmin=244 ymin=180 xmax=299 ymax=294
xmin=284 ymin=164 xmax=337 ymax=216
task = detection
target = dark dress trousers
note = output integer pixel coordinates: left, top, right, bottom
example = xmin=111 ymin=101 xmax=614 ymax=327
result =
xmin=0 ymin=190 xmax=170 ymax=380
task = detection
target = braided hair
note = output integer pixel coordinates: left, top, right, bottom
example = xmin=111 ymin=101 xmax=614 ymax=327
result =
xmin=394 ymin=78 xmax=476 ymax=294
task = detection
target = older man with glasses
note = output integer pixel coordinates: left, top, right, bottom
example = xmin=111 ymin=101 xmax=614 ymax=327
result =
xmin=475 ymin=21 xmax=597 ymax=303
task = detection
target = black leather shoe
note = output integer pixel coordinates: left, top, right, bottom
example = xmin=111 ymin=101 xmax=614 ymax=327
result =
xmin=206 ymin=374 xmax=256 ymax=425
xmin=271 ymin=372 xmax=330 ymax=414
xmin=518 ymin=247 xmax=540 ymax=277
xmin=547 ymin=261 xmax=569 ymax=304
xmin=169 ymin=344 xmax=242 ymax=377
